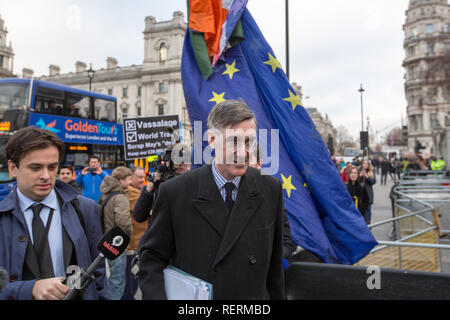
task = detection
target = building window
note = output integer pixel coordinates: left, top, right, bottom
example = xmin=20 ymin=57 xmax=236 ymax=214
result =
xmin=411 ymin=27 xmax=418 ymax=37
xmin=122 ymin=107 xmax=128 ymax=119
xmin=160 ymin=43 xmax=167 ymax=61
xmin=108 ymin=88 xmax=113 ymax=96
xmin=158 ymin=104 xmax=164 ymax=115
xmin=137 ymin=107 xmax=142 ymax=116
xmin=445 ymin=23 xmax=450 ymax=33
xmin=426 ymin=42 xmax=434 ymax=54
xmin=445 ymin=43 xmax=450 ymax=53
xmin=409 ymin=64 xmax=419 ymax=80
xmin=0 ymin=55 xmax=3 ymax=68
xmin=159 ymin=82 xmax=165 ymax=93
xmin=408 ymin=45 xmax=417 ymax=56
xmin=411 ymin=115 xmax=423 ymax=131
xmin=138 ymin=86 xmax=141 ymax=96
xmin=425 ymin=24 xmax=433 ymax=34
xmin=123 ymin=87 xmax=128 ymax=98
xmin=430 ymin=113 xmax=440 ymax=129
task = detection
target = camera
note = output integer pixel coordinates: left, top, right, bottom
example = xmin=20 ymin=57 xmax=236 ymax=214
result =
xmin=146 ymin=149 xmax=176 ymax=187
xmin=87 ymin=167 xmax=97 ymax=175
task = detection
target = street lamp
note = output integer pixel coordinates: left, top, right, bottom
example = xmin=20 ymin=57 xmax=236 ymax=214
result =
xmin=87 ymin=63 xmax=95 ymax=91
xmin=358 ymin=84 xmax=365 ymax=131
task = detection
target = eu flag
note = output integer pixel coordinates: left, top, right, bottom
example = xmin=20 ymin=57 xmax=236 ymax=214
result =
xmin=182 ymin=3 xmax=377 ymax=264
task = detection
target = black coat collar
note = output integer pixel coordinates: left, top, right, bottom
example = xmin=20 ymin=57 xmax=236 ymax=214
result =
xmin=192 ymin=164 xmax=264 ymax=268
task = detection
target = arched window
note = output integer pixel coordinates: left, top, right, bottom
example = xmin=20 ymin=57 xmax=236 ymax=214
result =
xmin=159 ymin=43 xmax=167 ymax=61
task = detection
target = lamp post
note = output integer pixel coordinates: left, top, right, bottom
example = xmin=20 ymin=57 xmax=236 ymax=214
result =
xmin=358 ymin=84 xmax=365 ymax=131
xmin=87 ymin=63 xmax=95 ymax=91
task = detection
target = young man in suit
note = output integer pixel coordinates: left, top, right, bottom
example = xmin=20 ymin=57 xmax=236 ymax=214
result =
xmin=138 ymin=100 xmax=285 ymax=300
xmin=0 ymin=127 xmax=108 ymax=300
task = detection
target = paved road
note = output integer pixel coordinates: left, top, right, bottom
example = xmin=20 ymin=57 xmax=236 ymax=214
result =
xmin=370 ymin=174 xmax=395 ymax=241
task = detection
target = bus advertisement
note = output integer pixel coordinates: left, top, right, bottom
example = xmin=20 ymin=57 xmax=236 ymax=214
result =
xmin=0 ymin=78 xmax=125 ymax=200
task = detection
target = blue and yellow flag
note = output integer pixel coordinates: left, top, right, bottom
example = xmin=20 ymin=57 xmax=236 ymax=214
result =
xmin=182 ymin=3 xmax=377 ymax=264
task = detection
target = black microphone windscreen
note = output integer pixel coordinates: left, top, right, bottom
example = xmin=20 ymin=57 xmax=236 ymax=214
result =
xmin=96 ymin=226 xmax=130 ymax=260
xmin=0 ymin=268 xmax=8 ymax=294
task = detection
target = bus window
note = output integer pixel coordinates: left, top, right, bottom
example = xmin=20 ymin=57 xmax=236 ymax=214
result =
xmin=65 ymin=93 xmax=90 ymax=118
xmin=94 ymin=98 xmax=115 ymax=122
xmin=0 ymin=136 xmax=12 ymax=183
xmin=35 ymin=86 xmax=64 ymax=115
xmin=0 ymin=82 xmax=29 ymax=133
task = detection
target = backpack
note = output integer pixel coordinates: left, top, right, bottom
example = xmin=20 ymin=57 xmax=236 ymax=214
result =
xmin=98 ymin=190 xmax=124 ymax=232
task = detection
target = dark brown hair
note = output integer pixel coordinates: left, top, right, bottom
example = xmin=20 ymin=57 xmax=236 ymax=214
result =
xmin=88 ymin=155 xmax=100 ymax=162
xmin=6 ymin=127 xmax=65 ymax=167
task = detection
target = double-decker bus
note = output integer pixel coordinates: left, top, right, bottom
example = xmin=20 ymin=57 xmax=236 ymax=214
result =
xmin=0 ymin=78 xmax=124 ymax=200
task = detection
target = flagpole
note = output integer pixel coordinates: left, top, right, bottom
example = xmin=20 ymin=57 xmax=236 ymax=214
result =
xmin=285 ymin=0 xmax=290 ymax=80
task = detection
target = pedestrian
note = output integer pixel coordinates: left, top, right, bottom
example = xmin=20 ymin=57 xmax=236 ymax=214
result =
xmin=347 ymin=167 xmax=369 ymax=218
xmin=371 ymin=156 xmax=379 ymax=175
xmin=75 ymin=155 xmax=107 ymax=202
xmin=138 ymin=99 xmax=285 ymax=299
xmin=340 ymin=162 xmax=352 ymax=184
xmin=359 ymin=159 xmax=376 ymax=224
xmin=395 ymin=159 xmax=403 ymax=180
xmin=99 ymin=166 xmax=133 ymax=300
xmin=437 ymin=156 xmax=446 ymax=171
xmin=133 ymin=144 xmax=191 ymax=224
xmin=0 ymin=127 xmax=108 ymax=300
xmin=122 ymin=166 xmax=148 ymax=300
xmin=430 ymin=157 xmax=438 ymax=171
xmin=380 ymin=157 xmax=390 ymax=185
xmin=58 ymin=165 xmax=81 ymax=194
xmin=389 ymin=157 xmax=397 ymax=183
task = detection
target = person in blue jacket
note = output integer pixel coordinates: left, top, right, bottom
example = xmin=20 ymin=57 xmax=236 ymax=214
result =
xmin=0 ymin=127 xmax=108 ymax=300
xmin=75 ymin=155 xmax=107 ymax=203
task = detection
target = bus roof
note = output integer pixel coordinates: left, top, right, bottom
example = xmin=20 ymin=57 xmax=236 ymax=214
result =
xmin=0 ymin=78 xmax=116 ymax=101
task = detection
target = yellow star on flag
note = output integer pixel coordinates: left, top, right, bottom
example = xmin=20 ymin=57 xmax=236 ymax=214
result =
xmin=281 ymin=174 xmax=297 ymax=198
xmin=209 ymin=91 xmax=226 ymax=105
xmin=263 ymin=53 xmax=283 ymax=73
xmin=283 ymin=89 xmax=302 ymax=111
xmin=222 ymin=60 xmax=240 ymax=79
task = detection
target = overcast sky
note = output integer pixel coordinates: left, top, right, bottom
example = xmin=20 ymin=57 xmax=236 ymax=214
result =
xmin=1 ymin=0 xmax=410 ymax=140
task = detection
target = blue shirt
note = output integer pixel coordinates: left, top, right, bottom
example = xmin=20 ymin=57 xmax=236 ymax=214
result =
xmin=17 ymin=188 xmax=65 ymax=277
xmin=75 ymin=171 xmax=107 ymax=203
xmin=211 ymin=160 xmax=241 ymax=202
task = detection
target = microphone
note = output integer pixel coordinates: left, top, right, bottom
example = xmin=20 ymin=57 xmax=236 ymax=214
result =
xmin=63 ymin=226 xmax=130 ymax=300
xmin=0 ymin=268 xmax=8 ymax=294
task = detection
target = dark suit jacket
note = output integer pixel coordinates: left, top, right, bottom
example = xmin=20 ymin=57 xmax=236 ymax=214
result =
xmin=138 ymin=164 xmax=285 ymax=300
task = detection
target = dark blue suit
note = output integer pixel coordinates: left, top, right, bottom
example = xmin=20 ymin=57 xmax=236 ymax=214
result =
xmin=0 ymin=180 xmax=109 ymax=300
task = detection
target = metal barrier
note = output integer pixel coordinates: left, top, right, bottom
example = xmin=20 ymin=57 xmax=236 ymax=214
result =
xmin=355 ymin=176 xmax=450 ymax=273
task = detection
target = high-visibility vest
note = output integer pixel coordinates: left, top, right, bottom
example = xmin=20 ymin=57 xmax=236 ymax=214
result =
xmin=431 ymin=160 xmax=438 ymax=171
xmin=436 ymin=160 xmax=446 ymax=171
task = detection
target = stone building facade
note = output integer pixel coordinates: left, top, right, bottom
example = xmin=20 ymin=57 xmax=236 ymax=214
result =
xmin=37 ymin=11 xmax=192 ymax=144
xmin=306 ymin=107 xmax=338 ymax=153
xmin=0 ymin=14 xmax=14 ymax=78
xmin=403 ymin=0 xmax=450 ymax=156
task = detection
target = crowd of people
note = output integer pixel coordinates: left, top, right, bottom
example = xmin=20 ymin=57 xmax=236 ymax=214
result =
xmin=0 ymin=100 xmax=295 ymax=301
xmin=2 ymin=97 xmax=448 ymax=300
xmin=333 ymin=153 xmax=447 ymax=224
